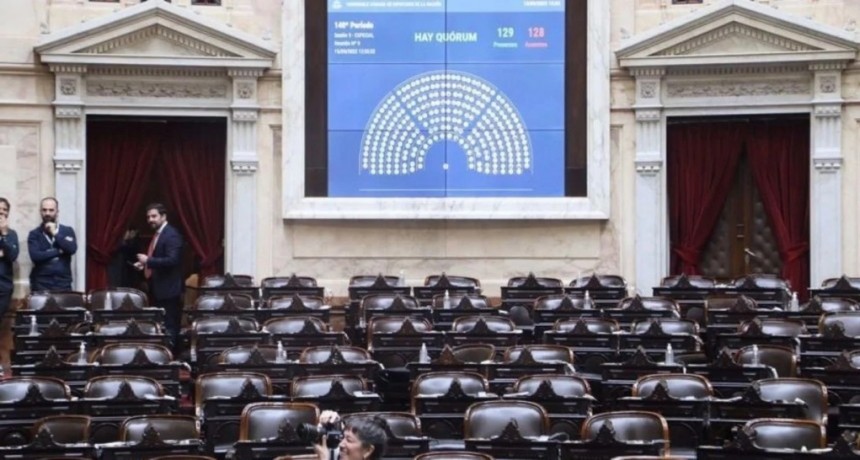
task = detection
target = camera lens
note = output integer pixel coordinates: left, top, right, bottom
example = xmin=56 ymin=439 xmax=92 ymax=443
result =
xmin=296 ymin=423 xmax=324 ymax=444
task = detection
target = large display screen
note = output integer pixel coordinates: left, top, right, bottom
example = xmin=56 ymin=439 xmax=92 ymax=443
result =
xmin=327 ymin=0 xmax=566 ymax=197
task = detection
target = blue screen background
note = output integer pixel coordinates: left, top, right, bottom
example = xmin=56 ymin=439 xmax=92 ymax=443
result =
xmin=328 ymin=0 xmax=566 ymax=197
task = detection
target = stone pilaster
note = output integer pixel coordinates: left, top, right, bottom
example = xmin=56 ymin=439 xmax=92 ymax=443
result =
xmin=632 ymin=67 xmax=667 ymax=294
xmin=227 ymin=69 xmax=263 ymax=277
xmin=51 ymin=64 xmax=87 ymax=291
xmin=809 ymin=62 xmax=846 ymax=286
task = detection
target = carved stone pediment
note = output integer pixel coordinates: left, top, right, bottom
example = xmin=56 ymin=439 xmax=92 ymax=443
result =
xmin=87 ymin=24 xmax=240 ymax=58
xmin=35 ymin=0 xmax=276 ymax=69
xmin=617 ymin=0 xmax=857 ymax=70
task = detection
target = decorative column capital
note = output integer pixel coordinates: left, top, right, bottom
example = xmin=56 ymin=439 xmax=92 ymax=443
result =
xmin=231 ymin=159 xmax=259 ymax=175
xmin=814 ymin=104 xmax=841 ymax=118
xmin=55 ymin=105 xmax=83 ymax=119
xmin=813 ymin=157 xmax=842 ymax=173
xmin=635 ymin=159 xmax=662 ymax=176
xmin=54 ymin=158 xmax=83 ymax=174
xmin=232 ymin=109 xmax=259 ymax=122
xmin=635 ymin=109 xmax=662 ymax=121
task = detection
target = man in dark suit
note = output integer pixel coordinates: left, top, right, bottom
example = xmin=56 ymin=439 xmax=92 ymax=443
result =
xmin=135 ymin=203 xmax=184 ymax=344
xmin=28 ymin=197 xmax=77 ymax=291
xmin=0 ymin=197 xmax=20 ymax=319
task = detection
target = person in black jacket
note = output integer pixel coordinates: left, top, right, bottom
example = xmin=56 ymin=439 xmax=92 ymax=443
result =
xmin=28 ymin=197 xmax=76 ymax=292
xmin=134 ymin=203 xmax=184 ymax=343
xmin=0 ymin=198 xmax=19 ymax=319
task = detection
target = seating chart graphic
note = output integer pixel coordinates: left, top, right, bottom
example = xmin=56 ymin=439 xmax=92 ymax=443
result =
xmin=361 ymin=71 xmax=531 ymax=177
xmin=327 ymin=0 xmax=566 ymax=197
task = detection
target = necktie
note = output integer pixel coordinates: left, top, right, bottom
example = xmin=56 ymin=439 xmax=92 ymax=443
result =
xmin=145 ymin=231 xmax=160 ymax=279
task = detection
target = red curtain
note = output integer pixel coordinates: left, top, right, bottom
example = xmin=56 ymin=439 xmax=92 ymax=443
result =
xmin=746 ymin=119 xmax=810 ymax=298
xmin=160 ymin=123 xmax=226 ymax=277
xmin=86 ymin=122 xmax=161 ymax=290
xmin=668 ymin=122 xmax=746 ymax=274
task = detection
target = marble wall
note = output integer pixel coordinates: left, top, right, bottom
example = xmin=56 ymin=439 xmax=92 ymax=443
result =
xmin=2 ymin=0 xmax=860 ymax=298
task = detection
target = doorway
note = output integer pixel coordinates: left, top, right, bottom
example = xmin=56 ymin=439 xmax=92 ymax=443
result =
xmin=84 ymin=116 xmax=227 ymax=292
xmin=667 ymin=115 xmax=810 ymax=288
xmin=698 ymin=154 xmax=783 ymax=280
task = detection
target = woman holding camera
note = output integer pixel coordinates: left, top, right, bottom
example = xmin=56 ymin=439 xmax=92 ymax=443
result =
xmin=313 ymin=411 xmax=387 ymax=460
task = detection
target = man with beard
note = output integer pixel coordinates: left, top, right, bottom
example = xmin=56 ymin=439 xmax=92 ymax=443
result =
xmin=28 ymin=197 xmax=77 ymax=291
xmin=134 ymin=203 xmax=183 ymax=347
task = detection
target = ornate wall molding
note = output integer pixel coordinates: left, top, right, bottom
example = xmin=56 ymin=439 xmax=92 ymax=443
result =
xmin=54 ymin=159 xmax=83 ymax=173
xmin=813 ymin=158 xmax=842 ymax=172
xmin=629 ymin=67 xmax=665 ymax=77
xmin=819 ymin=75 xmax=837 ymax=93
xmin=80 ymin=24 xmax=237 ymax=57
xmin=814 ymin=104 xmax=842 ymax=117
xmin=635 ymin=109 xmax=661 ymax=121
xmin=86 ymin=80 xmax=229 ymax=98
xmin=228 ymin=68 xmax=265 ymax=78
xmin=635 ymin=160 xmax=662 ymax=176
xmin=666 ymin=80 xmax=809 ymax=98
xmin=236 ymin=81 xmax=254 ymax=99
xmin=88 ymin=66 xmax=227 ymax=78
xmin=231 ymin=160 xmax=259 ymax=174
xmin=48 ymin=64 xmax=87 ymax=74
xmin=667 ymin=64 xmax=807 ymax=76
xmin=639 ymin=81 xmax=657 ymax=99
xmin=656 ymin=23 xmax=815 ymax=56
xmin=810 ymin=61 xmax=848 ymax=71
xmin=232 ymin=109 xmax=259 ymax=122
xmin=55 ymin=106 xmax=82 ymax=118
xmin=59 ymin=78 xmax=77 ymax=96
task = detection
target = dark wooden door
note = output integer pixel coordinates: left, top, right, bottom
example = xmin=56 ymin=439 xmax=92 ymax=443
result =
xmin=698 ymin=155 xmax=782 ymax=282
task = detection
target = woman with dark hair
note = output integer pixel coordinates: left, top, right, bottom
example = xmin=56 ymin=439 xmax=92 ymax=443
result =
xmin=314 ymin=411 xmax=387 ymax=460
